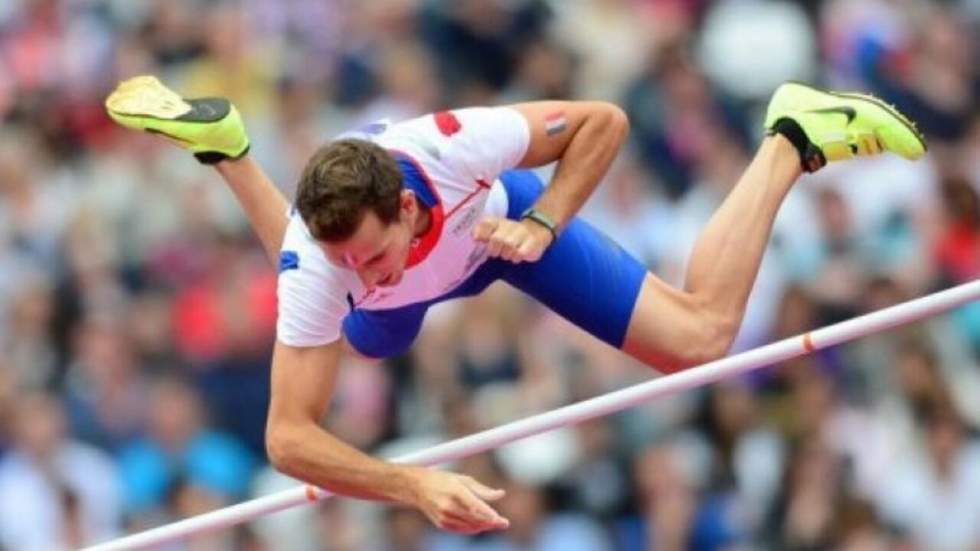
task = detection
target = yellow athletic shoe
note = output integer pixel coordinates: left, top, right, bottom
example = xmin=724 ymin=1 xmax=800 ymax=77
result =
xmin=105 ymin=76 xmax=250 ymax=164
xmin=764 ymin=81 xmax=926 ymax=172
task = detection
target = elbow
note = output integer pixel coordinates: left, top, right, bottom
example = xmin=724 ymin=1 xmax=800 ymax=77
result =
xmin=265 ymin=423 xmax=304 ymax=476
xmin=598 ymin=102 xmax=630 ymax=145
xmin=661 ymin=313 xmax=738 ymax=373
xmin=692 ymin=315 xmax=738 ymax=366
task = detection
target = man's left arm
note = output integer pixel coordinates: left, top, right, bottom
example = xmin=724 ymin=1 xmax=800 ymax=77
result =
xmin=472 ymin=101 xmax=629 ymax=262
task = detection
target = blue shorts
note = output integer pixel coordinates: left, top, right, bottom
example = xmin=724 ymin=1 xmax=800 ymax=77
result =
xmin=343 ymin=170 xmax=648 ymax=358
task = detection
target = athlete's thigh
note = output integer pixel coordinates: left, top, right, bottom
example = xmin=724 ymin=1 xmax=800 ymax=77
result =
xmin=498 ymin=170 xmax=647 ymax=348
xmin=619 ymin=272 xmax=723 ymax=370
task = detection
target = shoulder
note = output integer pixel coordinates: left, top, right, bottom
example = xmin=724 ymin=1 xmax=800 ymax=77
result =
xmin=279 ymin=212 xmax=357 ymax=297
xmin=381 ymin=107 xmax=529 ymax=180
xmin=384 ymin=107 xmax=526 ymax=143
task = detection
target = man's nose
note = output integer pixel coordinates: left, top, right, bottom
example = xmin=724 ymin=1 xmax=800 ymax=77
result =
xmin=358 ymin=269 xmax=380 ymax=288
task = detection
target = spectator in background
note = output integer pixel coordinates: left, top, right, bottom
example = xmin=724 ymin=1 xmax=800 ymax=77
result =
xmin=454 ymin=288 xmax=524 ymax=390
xmin=0 ymin=391 xmax=122 ymax=549
xmin=617 ymin=440 xmax=699 ymax=551
xmin=125 ymin=287 xmax=181 ymax=374
xmin=564 ymin=419 xmax=631 ymax=520
xmin=379 ymin=507 xmax=436 ymax=551
xmin=934 ymin=175 xmax=980 ymax=284
xmin=117 ymin=375 xmax=255 ymax=523
xmin=0 ymin=365 xmax=15 ymax=454
xmin=432 ymin=477 xmax=613 ymax=551
xmin=548 ymin=0 xmax=654 ymax=102
xmin=834 ymin=497 xmax=902 ymax=550
xmin=624 ymin=40 xmax=751 ymax=199
xmin=63 ymin=313 xmax=148 ymax=451
xmin=2 ymin=0 xmax=980 ymax=547
xmin=180 ymin=2 xmax=278 ymax=118
xmin=3 ymin=273 xmax=58 ymax=389
xmin=874 ymin=402 xmax=980 ymax=550
xmin=765 ymin=439 xmax=846 ymax=550
xmin=0 ymin=129 xmax=69 ymax=270
xmin=502 ymin=38 xmax=577 ymax=102
xmin=698 ymin=0 xmax=817 ymax=101
xmin=419 ymin=0 xmax=552 ymax=104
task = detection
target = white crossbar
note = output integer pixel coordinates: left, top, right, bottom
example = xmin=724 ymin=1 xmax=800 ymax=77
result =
xmin=84 ymin=279 xmax=980 ymax=550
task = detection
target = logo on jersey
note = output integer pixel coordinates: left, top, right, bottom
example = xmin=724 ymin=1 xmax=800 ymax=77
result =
xmin=279 ymin=250 xmax=300 ymax=273
xmin=463 ymin=246 xmax=488 ymax=275
xmin=450 ymin=205 xmax=481 ymax=237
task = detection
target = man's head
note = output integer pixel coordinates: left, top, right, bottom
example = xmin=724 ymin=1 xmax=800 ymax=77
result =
xmin=296 ymin=139 xmax=422 ymax=288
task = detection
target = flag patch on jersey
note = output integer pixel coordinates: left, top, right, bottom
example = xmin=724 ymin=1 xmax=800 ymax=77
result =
xmin=279 ymin=250 xmax=300 ymax=273
xmin=434 ymin=111 xmax=461 ymax=136
xmin=544 ymin=112 xmax=567 ymax=135
xmin=358 ymin=121 xmax=388 ymax=135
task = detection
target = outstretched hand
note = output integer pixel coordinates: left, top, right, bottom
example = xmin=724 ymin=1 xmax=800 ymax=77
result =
xmin=409 ymin=468 xmax=510 ymax=534
xmin=472 ymin=217 xmax=554 ymax=263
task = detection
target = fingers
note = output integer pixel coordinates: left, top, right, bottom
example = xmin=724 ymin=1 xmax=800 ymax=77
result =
xmin=461 ymin=476 xmax=506 ymax=502
xmin=419 ymin=472 xmax=510 ymax=535
xmin=448 ymin=494 xmax=509 ymax=530
xmin=473 ymin=217 xmax=515 ymax=260
xmin=473 ymin=218 xmax=548 ymax=264
xmin=472 ymin=217 xmax=500 ymax=243
xmin=516 ymin=238 xmax=543 ymax=263
xmin=440 ymin=515 xmax=497 ymax=535
xmin=429 ymin=495 xmax=509 ymax=534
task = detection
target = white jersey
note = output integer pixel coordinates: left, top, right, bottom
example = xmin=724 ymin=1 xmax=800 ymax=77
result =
xmin=276 ymin=107 xmax=531 ymax=347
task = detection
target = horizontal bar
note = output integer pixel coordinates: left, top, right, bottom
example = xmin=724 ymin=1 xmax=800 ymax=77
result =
xmin=85 ymin=279 xmax=980 ymax=550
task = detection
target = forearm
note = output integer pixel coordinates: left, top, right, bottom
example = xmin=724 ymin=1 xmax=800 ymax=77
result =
xmin=269 ymin=420 xmax=420 ymax=504
xmin=532 ymin=106 xmax=628 ymax=228
xmin=214 ymin=156 xmax=291 ymax=265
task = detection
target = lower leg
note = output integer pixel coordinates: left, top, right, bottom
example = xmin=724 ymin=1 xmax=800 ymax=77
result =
xmin=214 ymin=156 xmax=291 ymax=265
xmin=684 ymin=135 xmax=802 ymax=327
xmin=622 ymin=135 xmax=802 ymax=370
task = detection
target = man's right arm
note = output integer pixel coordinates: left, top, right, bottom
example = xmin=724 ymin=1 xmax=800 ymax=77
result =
xmin=265 ymin=338 xmax=415 ymax=501
xmin=265 ymin=339 xmax=511 ymax=534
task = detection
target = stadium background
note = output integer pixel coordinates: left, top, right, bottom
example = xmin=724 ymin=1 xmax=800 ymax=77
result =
xmin=2 ymin=0 xmax=980 ymax=549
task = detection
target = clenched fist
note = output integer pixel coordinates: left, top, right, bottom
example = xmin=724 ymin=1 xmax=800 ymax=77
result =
xmin=472 ymin=217 xmax=554 ymax=263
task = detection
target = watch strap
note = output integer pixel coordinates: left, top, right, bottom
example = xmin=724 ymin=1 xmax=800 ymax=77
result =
xmin=520 ymin=207 xmax=559 ymax=242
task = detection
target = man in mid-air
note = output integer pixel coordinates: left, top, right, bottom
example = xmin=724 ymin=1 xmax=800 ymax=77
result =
xmin=106 ymin=75 xmax=925 ymax=534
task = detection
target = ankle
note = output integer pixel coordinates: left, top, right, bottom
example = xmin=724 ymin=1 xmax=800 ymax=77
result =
xmin=771 ymin=118 xmax=825 ymax=173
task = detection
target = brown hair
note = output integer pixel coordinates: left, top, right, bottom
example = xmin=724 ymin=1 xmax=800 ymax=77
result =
xmin=295 ymin=139 xmax=403 ymax=242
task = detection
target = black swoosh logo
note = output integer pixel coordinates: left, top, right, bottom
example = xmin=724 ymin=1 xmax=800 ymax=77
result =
xmin=806 ymin=106 xmax=857 ymax=123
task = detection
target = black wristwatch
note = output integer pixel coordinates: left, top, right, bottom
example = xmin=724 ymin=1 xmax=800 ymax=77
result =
xmin=520 ymin=207 xmax=560 ymax=243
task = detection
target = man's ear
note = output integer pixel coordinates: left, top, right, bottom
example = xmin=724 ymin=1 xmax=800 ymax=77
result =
xmin=399 ymin=189 xmax=417 ymax=213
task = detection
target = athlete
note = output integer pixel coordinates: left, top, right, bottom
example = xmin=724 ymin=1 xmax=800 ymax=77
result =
xmin=105 ymin=76 xmax=925 ymax=535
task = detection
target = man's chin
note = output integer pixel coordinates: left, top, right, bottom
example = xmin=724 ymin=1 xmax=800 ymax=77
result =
xmin=378 ymin=273 xmax=401 ymax=287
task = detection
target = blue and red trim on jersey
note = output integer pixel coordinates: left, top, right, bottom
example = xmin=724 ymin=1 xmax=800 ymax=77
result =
xmin=388 ymin=150 xmax=492 ymax=268
xmin=389 ymin=149 xmax=445 ymax=268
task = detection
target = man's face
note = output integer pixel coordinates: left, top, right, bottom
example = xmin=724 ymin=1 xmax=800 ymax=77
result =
xmin=321 ymin=190 xmax=418 ymax=289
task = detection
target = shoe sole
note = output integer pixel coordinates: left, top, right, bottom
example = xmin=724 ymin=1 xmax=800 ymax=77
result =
xmin=107 ymin=76 xmax=230 ymax=125
xmin=784 ymin=81 xmax=928 ymax=153
xmin=106 ymin=76 xmax=192 ymax=121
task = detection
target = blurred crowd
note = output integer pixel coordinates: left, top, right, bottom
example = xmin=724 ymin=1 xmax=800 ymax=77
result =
xmin=2 ymin=0 xmax=980 ymax=549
